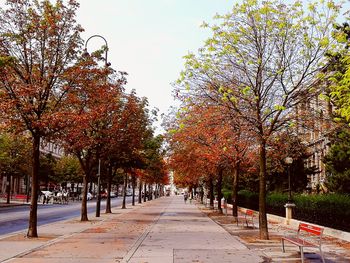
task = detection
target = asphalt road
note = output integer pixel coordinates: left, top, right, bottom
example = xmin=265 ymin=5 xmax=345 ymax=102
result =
xmin=0 ymin=196 xmax=133 ymax=236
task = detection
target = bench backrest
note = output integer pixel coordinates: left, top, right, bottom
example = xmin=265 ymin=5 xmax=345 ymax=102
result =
xmin=245 ymin=209 xmax=254 ymax=217
xmin=298 ymin=223 xmax=323 ymax=236
xmin=298 ymin=223 xmax=324 ymax=245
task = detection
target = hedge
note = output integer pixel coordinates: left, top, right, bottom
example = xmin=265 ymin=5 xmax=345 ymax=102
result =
xmin=235 ymin=190 xmax=350 ymax=232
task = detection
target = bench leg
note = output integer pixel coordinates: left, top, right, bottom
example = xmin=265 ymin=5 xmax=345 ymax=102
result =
xmin=300 ymin=246 xmax=304 ymax=263
xmin=319 ymin=247 xmax=325 ymax=263
xmin=247 ymin=218 xmax=254 ymax=228
xmin=281 ymin=239 xmax=285 ymax=253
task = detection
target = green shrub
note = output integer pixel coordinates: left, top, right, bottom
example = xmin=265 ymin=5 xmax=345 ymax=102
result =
xmin=237 ymin=189 xmax=259 ymax=210
xmin=236 ymin=190 xmax=350 ymax=231
xmin=222 ymin=189 xmax=232 ymax=201
xmin=266 ymin=192 xmax=288 ymax=207
xmin=293 ymin=193 xmax=350 ymax=231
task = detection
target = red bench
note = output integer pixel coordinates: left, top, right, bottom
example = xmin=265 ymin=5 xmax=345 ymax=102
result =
xmin=281 ymin=223 xmax=325 ymax=263
xmin=14 ymin=194 xmax=27 ymax=200
xmin=235 ymin=209 xmax=255 ymax=228
xmin=14 ymin=194 xmax=28 ymax=203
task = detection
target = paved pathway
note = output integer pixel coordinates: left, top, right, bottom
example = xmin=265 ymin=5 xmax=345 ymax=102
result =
xmin=1 ymin=196 xmax=264 ymax=263
xmin=122 ymin=196 xmax=263 ymax=263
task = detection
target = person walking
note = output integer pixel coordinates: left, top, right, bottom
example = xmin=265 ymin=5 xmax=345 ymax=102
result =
xmin=184 ymin=192 xmax=188 ymax=203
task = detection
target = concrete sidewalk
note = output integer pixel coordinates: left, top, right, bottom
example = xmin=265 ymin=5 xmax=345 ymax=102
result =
xmin=122 ymin=196 xmax=263 ymax=263
xmin=1 ymin=196 xmax=264 ymax=263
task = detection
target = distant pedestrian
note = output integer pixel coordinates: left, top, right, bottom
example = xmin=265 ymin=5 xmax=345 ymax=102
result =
xmin=184 ymin=193 xmax=188 ymax=203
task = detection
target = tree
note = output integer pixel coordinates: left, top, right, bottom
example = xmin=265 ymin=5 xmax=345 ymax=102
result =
xmin=102 ymin=91 xmax=154 ymax=211
xmin=326 ymin=22 xmax=350 ymax=121
xmin=266 ymin=132 xmax=312 ymax=193
xmin=323 ymin=126 xmax=350 ymax=193
xmin=175 ymin=0 xmax=340 ymax=239
xmin=54 ymin=155 xmax=83 ymax=187
xmin=167 ymin=103 xmax=253 ymax=215
xmin=39 ymin=153 xmax=57 ymax=190
xmin=61 ymin=56 xmax=125 ymax=221
xmin=0 ymin=132 xmax=31 ymax=203
xmin=0 ymin=0 xmax=82 ymax=237
xmin=167 ymin=106 xmax=217 ymax=200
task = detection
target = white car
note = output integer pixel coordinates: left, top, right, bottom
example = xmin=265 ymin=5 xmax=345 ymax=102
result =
xmin=87 ymin=192 xmax=93 ymax=200
xmin=79 ymin=192 xmax=93 ymax=200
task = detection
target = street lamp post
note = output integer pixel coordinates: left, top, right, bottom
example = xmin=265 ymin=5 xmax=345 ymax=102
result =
xmin=284 ymin=157 xmax=293 ymax=203
xmin=84 ymin=35 xmax=110 ymax=217
xmin=284 ymin=156 xmax=295 ymax=225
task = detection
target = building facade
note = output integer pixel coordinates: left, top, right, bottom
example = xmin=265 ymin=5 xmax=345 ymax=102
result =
xmin=297 ymin=92 xmax=336 ymax=191
xmin=0 ymin=141 xmax=64 ymax=197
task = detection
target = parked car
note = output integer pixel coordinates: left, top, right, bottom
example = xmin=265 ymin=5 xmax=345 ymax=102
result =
xmin=87 ymin=192 xmax=93 ymax=200
xmin=79 ymin=192 xmax=93 ymax=200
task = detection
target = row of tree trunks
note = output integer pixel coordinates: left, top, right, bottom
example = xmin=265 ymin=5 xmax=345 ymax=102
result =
xmin=90 ymin=163 xmax=162 ymax=214
xmin=206 ymin=164 xmax=240 ymax=218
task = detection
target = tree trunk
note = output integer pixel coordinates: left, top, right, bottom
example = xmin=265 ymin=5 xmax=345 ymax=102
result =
xmin=200 ymin=187 xmax=204 ymax=203
xmin=232 ymin=164 xmax=239 ymax=217
xmin=209 ymin=177 xmax=214 ymax=209
xmin=89 ymin=177 xmax=93 ymax=194
xmin=131 ymin=175 xmax=136 ymax=206
xmin=259 ymin=140 xmax=269 ymax=240
xmin=27 ymin=134 xmax=40 ymax=238
xmin=143 ymin=183 xmax=147 ymax=202
xmin=81 ymin=173 xmax=89 ymax=221
xmin=105 ymin=163 xmax=112 ymax=213
xmin=6 ymin=174 xmax=11 ymax=204
xmin=116 ymin=183 xmax=119 ymax=197
xmin=138 ymin=180 xmax=142 ymax=204
xmin=26 ymin=174 xmax=30 ymax=203
xmin=148 ymin=184 xmax=152 ymax=200
xmin=122 ymin=174 xmax=127 ymax=209
xmin=160 ymin=184 xmax=163 ymax=197
xmin=217 ymin=168 xmax=223 ymax=214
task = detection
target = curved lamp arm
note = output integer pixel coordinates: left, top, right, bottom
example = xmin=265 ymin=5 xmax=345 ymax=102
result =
xmin=84 ymin=34 xmax=110 ymax=67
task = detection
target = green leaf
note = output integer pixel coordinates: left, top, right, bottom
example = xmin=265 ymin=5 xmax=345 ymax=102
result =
xmin=319 ymin=37 xmax=329 ymax=47
xmin=242 ymin=86 xmax=251 ymax=95
xmin=274 ymin=105 xmax=286 ymax=111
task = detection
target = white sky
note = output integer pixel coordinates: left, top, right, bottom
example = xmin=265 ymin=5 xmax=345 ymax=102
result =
xmin=76 ymin=1 xmax=236 ymax=133
xmin=76 ymin=0 xmax=349 ymax=134
xmin=1 ymin=0 xmax=349 ymax=134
